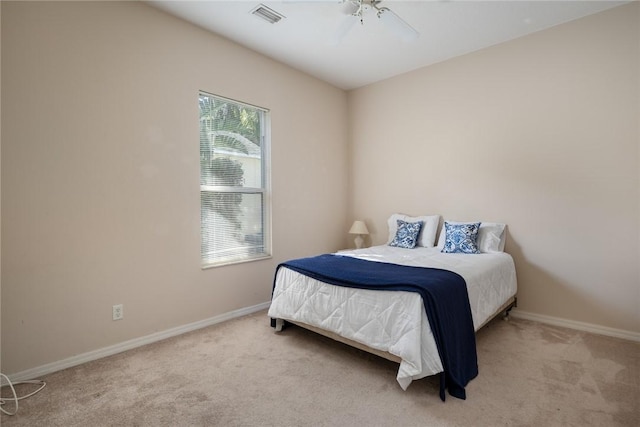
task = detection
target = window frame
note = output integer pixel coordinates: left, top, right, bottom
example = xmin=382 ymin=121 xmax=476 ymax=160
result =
xmin=199 ymin=91 xmax=272 ymax=269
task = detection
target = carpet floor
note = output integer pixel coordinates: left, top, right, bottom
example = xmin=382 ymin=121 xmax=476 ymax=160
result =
xmin=1 ymin=310 xmax=638 ymax=426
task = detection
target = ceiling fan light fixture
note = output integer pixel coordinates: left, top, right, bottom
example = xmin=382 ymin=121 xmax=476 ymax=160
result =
xmin=337 ymin=1 xmax=419 ymax=42
xmin=341 ymin=1 xmax=360 ymax=16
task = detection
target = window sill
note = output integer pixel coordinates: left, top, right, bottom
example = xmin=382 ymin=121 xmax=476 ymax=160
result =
xmin=201 ymin=254 xmax=272 ymax=270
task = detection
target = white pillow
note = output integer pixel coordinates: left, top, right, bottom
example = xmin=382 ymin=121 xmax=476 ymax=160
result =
xmin=387 ymin=214 xmax=441 ymax=248
xmin=437 ymin=221 xmax=507 ymax=253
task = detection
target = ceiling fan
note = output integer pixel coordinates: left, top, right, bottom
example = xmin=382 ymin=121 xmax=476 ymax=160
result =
xmin=336 ymin=0 xmax=419 ymax=42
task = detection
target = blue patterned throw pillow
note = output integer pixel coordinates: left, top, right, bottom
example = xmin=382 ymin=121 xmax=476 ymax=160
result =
xmin=442 ymin=222 xmax=481 ymax=254
xmin=389 ymin=219 xmax=423 ymax=249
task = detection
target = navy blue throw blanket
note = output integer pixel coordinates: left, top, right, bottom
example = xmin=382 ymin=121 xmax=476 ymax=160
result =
xmin=275 ymin=254 xmax=478 ymax=401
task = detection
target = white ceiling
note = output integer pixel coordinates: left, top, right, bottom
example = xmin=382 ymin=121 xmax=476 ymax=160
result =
xmin=146 ymin=0 xmax=627 ymax=90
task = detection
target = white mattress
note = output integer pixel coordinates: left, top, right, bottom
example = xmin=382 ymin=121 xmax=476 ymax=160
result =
xmin=268 ymin=245 xmax=517 ymax=390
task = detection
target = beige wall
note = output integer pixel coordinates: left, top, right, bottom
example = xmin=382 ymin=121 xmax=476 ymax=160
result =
xmin=0 ymin=1 xmax=3 ymax=374
xmin=348 ymin=3 xmax=639 ymax=333
xmin=1 ymin=1 xmax=348 ymax=374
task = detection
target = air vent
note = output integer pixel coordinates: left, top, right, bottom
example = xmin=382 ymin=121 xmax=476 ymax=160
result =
xmin=251 ymin=4 xmax=285 ymax=24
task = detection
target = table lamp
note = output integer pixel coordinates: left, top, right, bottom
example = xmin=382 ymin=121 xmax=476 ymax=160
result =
xmin=349 ymin=220 xmax=369 ymax=249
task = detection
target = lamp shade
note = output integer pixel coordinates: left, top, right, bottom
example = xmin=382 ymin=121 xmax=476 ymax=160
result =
xmin=349 ymin=220 xmax=369 ymax=235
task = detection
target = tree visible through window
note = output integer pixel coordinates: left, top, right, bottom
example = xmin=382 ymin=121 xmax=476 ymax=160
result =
xmin=199 ymin=92 xmax=270 ymax=267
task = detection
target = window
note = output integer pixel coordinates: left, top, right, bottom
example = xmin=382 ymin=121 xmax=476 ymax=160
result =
xmin=199 ymin=92 xmax=271 ymax=267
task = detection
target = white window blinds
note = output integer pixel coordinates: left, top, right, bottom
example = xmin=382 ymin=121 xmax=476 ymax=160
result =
xmin=199 ymin=92 xmax=270 ymax=267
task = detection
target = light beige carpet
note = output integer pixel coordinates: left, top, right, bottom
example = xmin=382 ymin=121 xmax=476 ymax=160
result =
xmin=1 ymin=311 xmax=638 ymax=426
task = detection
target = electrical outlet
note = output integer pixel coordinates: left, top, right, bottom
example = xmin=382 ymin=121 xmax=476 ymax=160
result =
xmin=112 ymin=304 xmax=123 ymax=321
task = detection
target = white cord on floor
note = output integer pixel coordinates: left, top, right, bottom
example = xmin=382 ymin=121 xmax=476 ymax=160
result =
xmin=0 ymin=373 xmax=46 ymax=416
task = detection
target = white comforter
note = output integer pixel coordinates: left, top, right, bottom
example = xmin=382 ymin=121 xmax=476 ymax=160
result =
xmin=268 ymin=245 xmax=517 ymax=390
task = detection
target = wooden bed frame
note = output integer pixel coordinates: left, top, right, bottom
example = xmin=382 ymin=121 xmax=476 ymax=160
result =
xmin=274 ymin=296 xmax=517 ymax=364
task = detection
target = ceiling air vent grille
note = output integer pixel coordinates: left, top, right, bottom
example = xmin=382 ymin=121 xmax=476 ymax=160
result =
xmin=251 ymin=4 xmax=285 ymax=24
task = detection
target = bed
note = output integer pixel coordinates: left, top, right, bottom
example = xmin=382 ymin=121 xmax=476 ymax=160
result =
xmin=268 ymin=216 xmax=517 ymax=400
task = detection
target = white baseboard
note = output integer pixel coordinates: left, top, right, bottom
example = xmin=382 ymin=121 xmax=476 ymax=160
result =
xmin=510 ymin=309 xmax=640 ymax=342
xmin=9 ymin=303 xmax=637 ymax=382
xmin=7 ymin=301 xmax=271 ymax=383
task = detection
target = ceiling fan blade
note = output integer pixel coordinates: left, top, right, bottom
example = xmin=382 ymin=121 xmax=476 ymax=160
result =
xmin=333 ymin=13 xmax=359 ymax=44
xmin=377 ymin=7 xmax=419 ymax=42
